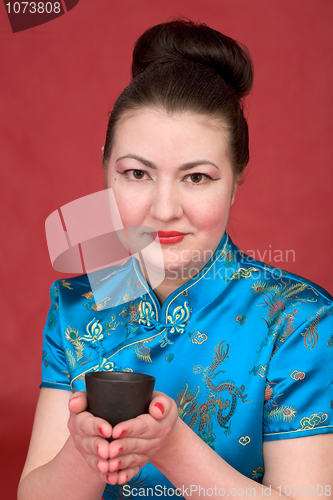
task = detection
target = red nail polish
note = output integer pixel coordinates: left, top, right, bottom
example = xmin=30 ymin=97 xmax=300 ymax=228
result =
xmin=98 ymin=426 xmax=106 ymax=437
xmin=119 ymin=430 xmax=127 ymax=437
xmin=154 ymin=402 xmax=165 ymax=414
xmin=118 ymin=460 xmax=122 ymax=468
xmin=118 ymin=447 xmax=123 ymax=454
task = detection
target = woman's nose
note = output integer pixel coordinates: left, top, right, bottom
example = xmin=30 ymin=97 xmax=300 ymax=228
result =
xmin=149 ymin=181 xmax=183 ymax=222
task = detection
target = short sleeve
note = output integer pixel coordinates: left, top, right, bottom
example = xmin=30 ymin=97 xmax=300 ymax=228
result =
xmin=263 ymin=303 xmax=333 ymax=441
xmin=40 ymin=281 xmax=72 ymax=392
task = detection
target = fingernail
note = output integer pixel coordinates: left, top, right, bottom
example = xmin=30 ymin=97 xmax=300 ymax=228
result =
xmin=98 ymin=426 xmax=106 ymax=437
xmin=154 ymin=402 xmax=164 ymax=414
xmin=118 ymin=447 xmax=123 ymax=455
xmin=119 ymin=430 xmax=127 ymax=437
xmin=118 ymin=460 xmax=122 ymax=468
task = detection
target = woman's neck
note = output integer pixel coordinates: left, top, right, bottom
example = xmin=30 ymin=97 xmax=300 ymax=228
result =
xmin=141 ymin=265 xmax=205 ymax=306
xmin=152 ymin=277 xmax=186 ymax=306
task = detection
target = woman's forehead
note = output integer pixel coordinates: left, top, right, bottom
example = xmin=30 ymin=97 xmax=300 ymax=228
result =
xmin=117 ymin=105 xmax=228 ymax=130
xmin=112 ymin=106 xmax=230 ymax=157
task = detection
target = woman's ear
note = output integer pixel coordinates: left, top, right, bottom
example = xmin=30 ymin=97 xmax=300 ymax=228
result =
xmin=230 ymin=178 xmax=239 ymax=206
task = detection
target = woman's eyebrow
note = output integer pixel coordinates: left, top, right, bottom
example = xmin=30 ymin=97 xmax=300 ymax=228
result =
xmin=116 ymin=154 xmax=220 ymax=170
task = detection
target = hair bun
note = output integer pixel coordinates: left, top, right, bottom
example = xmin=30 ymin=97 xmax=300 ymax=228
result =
xmin=132 ymin=19 xmax=253 ymax=99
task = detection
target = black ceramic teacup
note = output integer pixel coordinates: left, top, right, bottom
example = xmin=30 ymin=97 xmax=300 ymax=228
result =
xmin=85 ymin=371 xmax=155 ymax=439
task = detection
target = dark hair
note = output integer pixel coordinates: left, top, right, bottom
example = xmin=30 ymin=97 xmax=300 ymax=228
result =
xmin=102 ymin=20 xmax=253 ymax=182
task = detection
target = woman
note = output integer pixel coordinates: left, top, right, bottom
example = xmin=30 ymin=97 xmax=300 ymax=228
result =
xmin=18 ymin=20 xmax=333 ymax=500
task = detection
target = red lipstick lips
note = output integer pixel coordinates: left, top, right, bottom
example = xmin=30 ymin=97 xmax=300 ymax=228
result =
xmin=154 ymin=231 xmax=185 ymax=244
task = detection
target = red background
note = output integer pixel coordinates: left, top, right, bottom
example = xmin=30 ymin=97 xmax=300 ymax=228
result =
xmin=1 ymin=0 xmax=332 ymax=496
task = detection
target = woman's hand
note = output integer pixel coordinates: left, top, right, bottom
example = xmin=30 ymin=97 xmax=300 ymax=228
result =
xmin=68 ymin=391 xmax=180 ymax=486
xmin=67 ymin=392 xmax=113 ymax=484
xmin=106 ymin=391 xmax=180 ymax=485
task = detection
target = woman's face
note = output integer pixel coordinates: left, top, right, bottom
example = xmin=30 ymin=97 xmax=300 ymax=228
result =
xmin=107 ymin=107 xmax=237 ymax=279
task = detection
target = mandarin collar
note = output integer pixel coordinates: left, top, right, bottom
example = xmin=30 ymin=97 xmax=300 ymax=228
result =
xmin=132 ymin=232 xmax=240 ymax=321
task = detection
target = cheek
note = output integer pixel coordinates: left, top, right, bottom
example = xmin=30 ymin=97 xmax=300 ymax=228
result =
xmin=111 ymin=187 xmax=148 ymax=227
xmin=189 ymin=196 xmax=231 ymax=232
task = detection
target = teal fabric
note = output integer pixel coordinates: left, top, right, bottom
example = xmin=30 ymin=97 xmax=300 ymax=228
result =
xmin=41 ymin=233 xmax=333 ymax=497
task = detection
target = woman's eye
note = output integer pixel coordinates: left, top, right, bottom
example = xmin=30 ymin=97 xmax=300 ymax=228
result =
xmin=184 ymin=173 xmax=212 ymax=184
xmin=121 ymin=169 xmax=150 ymax=181
xmin=190 ymin=173 xmax=204 ymax=183
xmin=132 ymin=169 xmax=145 ymax=180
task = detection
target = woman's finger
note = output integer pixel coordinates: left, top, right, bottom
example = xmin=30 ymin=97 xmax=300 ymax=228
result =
xmin=117 ymin=466 xmax=140 ymax=485
xmin=109 ymin=435 xmax=161 ymax=461
xmin=84 ymin=452 xmax=110 ymax=482
xmin=68 ymin=411 xmax=112 ymax=440
xmin=148 ymin=392 xmax=174 ymax=420
xmin=106 ymin=466 xmax=140 ymax=485
xmin=68 ymin=391 xmax=88 ymax=414
xmin=112 ymin=395 xmax=173 ymax=440
xmin=111 ymin=414 xmax=150 ymax=441
xmin=108 ymin=452 xmax=148 ymax=472
xmin=84 ymin=435 xmax=110 ymax=460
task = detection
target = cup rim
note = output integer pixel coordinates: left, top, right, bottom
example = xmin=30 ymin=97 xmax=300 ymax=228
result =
xmin=85 ymin=370 xmax=155 ymax=383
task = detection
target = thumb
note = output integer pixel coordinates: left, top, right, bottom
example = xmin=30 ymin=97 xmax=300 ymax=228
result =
xmin=68 ymin=391 xmax=88 ymax=414
xmin=148 ymin=392 xmax=172 ymax=420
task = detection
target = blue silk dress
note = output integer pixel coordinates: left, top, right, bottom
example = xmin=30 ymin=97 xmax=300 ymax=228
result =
xmin=41 ymin=232 xmax=333 ymax=499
